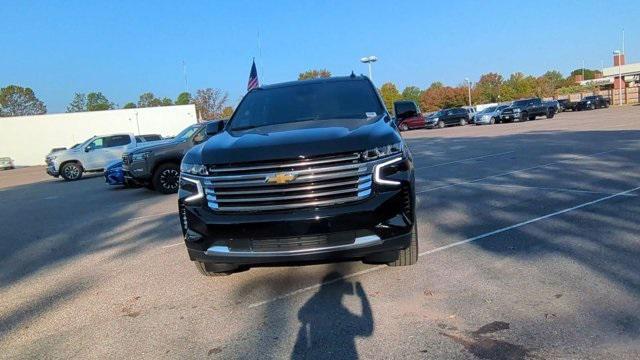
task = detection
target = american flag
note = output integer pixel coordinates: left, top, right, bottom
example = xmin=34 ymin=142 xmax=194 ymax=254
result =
xmin=247 ymin=59 xmax=259 ymax=91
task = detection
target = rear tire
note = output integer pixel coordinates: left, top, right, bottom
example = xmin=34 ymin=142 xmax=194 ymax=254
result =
xmin=152 ymin=163 xmax=180 ymax=194
xmin=489 ymin=117 xmax=496 ymax=124
xmin=388 ymin=223 xmax=418 ymax=267
xmin=60 ymin=162 xmax=83 ymax=181
xmin=399 ymin=123 xmax=409 ymax=131
xmin=437 ymin=121 xmax=445 ymax=129
xmin=459 ymin=119 xmax=467 ymax=126
xmin=546 ymin=110 xmax=555 ymax=119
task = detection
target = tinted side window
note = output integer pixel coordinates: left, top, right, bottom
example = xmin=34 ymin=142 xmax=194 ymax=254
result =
xmin=105 ymin=135 xmax=131 ymax=147
xmin=192 ymin=127 xmax=207 ymax=143
xmin=86 ymin=138 xmax=104 ymax=151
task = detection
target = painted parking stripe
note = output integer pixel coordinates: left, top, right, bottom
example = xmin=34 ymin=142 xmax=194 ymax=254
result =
xmin=416 ymin=149 xmax=617 ymax=194
xmin=465 ymin=182 xmax=639 ymax=197
xmin=414 ymin=151 xmax=515 ymax=170
xmin=128 ymin=211 xmax=176 ymax=221
xmin=247 ymin=184 xmax=640 ymax=309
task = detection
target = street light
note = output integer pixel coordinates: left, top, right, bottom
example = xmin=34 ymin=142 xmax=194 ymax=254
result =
xmin=464 ymin=78 xmax=472 ymax=106
xmin=360 ymin=56 xmax=378 ymax=82
xmin=613 ymin=50 xmax=623 ymax=106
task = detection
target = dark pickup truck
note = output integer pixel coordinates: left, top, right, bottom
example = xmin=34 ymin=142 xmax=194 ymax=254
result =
xmin=500 ymin=98 xmax=555 ymax=122
xmin=122 ymin=121 xmax=224 ymax=193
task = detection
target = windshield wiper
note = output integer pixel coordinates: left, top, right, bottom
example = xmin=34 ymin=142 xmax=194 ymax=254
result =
xmin=231 ymin=124 xmax=264 ymax=131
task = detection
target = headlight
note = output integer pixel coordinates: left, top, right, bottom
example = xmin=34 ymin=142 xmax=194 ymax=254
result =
xmin=586 ymin=101 xmax=591 ymax=104
xmin=374 ymin=157 xmax=403 ymax=186
xmin=180 ymin=162 xmax=209 ymax=176
xmin=432 ymin=117 xmax=439 ymax=121
xmin=132 ymin=151 xmax=151 ymax=161
xmin=513 ymin=108 xmax=521 ymax=113
xmin=47 ymin=155 xmax=57 ymax=160
xmin=482 ymin=115 xmax=490 ymax=120
xmin=361 ymin=142 xmax=403 ymax=161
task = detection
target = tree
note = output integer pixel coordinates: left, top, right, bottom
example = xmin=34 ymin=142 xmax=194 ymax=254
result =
xmin=570 ymin=68 xmax=601 ymax=80
xmin=536 ymin=70 xmax=567 ymax=98
xmin=67 ymin=93 xmax=87 ymax=113
xmin=401 ymin=86 xmax=422 ymax=104
xmin=379 ymin=82 xmax=401 ymax=114
xmin=502 ymin=72 xmax=537 ymax=100
xmin=123 ymin=102 xmax=137 ymax=109
xmin=161 ymin=97 xmax=173 ymax=106
xmin=86 ymin=92 xmax=115 ymax=111
xmin=298 ymin=69 xmax=332 ymax=80
xmin=221 ymin=106 xmax=234 ymax=118
xmin=137 ymin=92 xmax=163 ymax=108
xmin=193 ymin=88 xmax=229 ymax=119
xmin=175 ymin=92 xmax=192 ymax=105
xmin=420 ymin=85 xmax=467 ymax=112
xmin=473 ymin=73 xmax=503 ymax=103
xmin=0 ymin=85 xmax=46 ymax=117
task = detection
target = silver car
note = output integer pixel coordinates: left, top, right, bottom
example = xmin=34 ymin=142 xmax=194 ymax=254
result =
xmin=0 ymin=157 xmax=15 ymax=170
xmin=474 ymin=105 xmax=509 ymax=125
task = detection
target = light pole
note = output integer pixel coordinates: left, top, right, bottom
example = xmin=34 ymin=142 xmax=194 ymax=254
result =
xmin=614 ymin=50 xmax=623 ymax=105
xmin=464 ymin=78 xmax=472 ymax=106
xmin=360 ymin=56 xmax=378 ymax=82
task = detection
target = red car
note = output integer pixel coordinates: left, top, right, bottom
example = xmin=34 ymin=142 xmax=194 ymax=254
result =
xmin=394 ymin=100 xmax=425 ymax=131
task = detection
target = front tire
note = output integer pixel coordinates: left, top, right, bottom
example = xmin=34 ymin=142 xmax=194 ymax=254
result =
xmin=489 ymin=117 xmax=496 ymax=124
xmin=546 ymin=110 xmax=555 ymax=119
xmin=61 ymin=162 xmax=83 ymax=181
xmin=399 ymin=123 xmax=409 ymax=131
xmin=388 ymin=223 xmax=418 ymax=267
xmin=152 ymin=163 xmax=180 ymax=194
xmin=437 ymin=121 xmax=445 ymax=129
xmin=459 ymin=119 xmax=467 ymax=126
xmin=194 ymin=262 xmax=234 ymax=277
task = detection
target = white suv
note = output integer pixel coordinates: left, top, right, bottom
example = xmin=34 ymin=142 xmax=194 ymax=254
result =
xmin=46 ymin=134 xmax=157 ymax=181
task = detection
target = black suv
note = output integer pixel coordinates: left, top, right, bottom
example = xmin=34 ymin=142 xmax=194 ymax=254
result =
xmin=123 ymin=121 xmax=224 ymax=193
xmin=501 ymin=98 xmax=555 ymax=122
xmin=577 ymin=95 xmax=609 ymax=110
xmin=427 ymin=107 xmax=469 ymax=128
xmin=178 ymin=76 xmax=418 ymax=276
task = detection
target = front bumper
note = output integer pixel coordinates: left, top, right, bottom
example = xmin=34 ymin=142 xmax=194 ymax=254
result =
xmin=46 ymin=163 xmax=59 ymax=177
xmin=178 ymin=162 xmax=415 ymax=267
xmin=123 ymin=160 xmax=151 ymax=182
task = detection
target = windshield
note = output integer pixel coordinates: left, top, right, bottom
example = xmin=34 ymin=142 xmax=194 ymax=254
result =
xmin=229 ymin=80 xmax=384 ymax=130
xmin=512 ymin=100 xmax=529 ymax=106
xmin=480 ymin=106 xmax=497 ymax=113
xmin=174 ymin=125 xmax=201 ymax=140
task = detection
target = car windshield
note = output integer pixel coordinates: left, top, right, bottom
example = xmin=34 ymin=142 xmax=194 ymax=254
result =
xmin=174 ymin=125 xmax=200 ymax=140
xmin=229 ymin=79 xmax=384 ymax=130
xmin=512 ymin=100 xmax=529 ymax=106
xmin=480 ymin=107 xmax=497 ymax=113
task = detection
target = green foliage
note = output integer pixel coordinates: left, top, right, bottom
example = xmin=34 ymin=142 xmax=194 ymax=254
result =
xmin=137 ymin=92 xmax=163 ymax=108
xmin=161 ymin=97 xmax=173 ymax=106
xmin=194 ymin=88 xmax=229 ymax=119
xmin=401 ymin=86 xmax=422 ymax=103
xmin=570 ymin=68 xmax=601 ymax=80
xmin=473 ymin=73 xmax=503 ymax=103
xmin=298 ymin=69 xmax=331 ymax=80
xmin=221 ymin=106 xmax=234 ymax=118
xmin=67 ymin=93 xmax=87 ymax=113
xmin=379 ymin=83 xmax=401 ymax=114
xmin=175 ymin=92 xmax=192 ymax=105
xmin=0 ymin=85 xmax=47 ymax=116
xmin=86 ymin=92 xmax=115 ymax=111
xmin=123 ymin=102 xmax=137 ymax=109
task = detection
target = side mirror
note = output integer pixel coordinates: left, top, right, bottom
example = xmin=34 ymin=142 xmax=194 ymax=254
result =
xmin=206 ymin=121 xmax=225 ymax=136
xmin=84 ymin=147 xmax=91 ymax=152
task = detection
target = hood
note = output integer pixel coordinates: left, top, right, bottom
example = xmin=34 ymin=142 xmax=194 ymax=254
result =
xmin=190 ymin=115 xmax=400 ymax=165
xmin=126 ymin=138 xmax=179 ymax=154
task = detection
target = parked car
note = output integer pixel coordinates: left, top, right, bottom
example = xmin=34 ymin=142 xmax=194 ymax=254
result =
xmin=557 ymin=99 xmax=580 ymax=112
xmin=122 ymin=121 xmax=225 ymax=193
xmin=104 ymin=160 xmax=125 ymax=186
xmin=46 ymin=133 xmax=164 ymax=181
xmin=394 ymin=100 xmax=424 ymax=131
xmin=428 ymin=108 xmax=470 ymax=128
xmin=135 ymin=134 xmax=163 ymax=142
xmin=500 ymin=98 xmax=555 ymax=122
xmin=474 ymin=106 xmax=507 ymax=125
xmin=461 ymin=106 xmax=476 ymax=124
xmin=0 ymin=157 xmax=14 ymax=170
xmin=178 ymin=76 xmax=417 ymax=276
xmin=577 ymin=95 xmax=610 ymax=110
xmin=544 ymin=100 xmax=560 ymax=114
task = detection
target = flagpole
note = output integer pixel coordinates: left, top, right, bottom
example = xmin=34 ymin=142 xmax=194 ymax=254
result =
xmin=258 ymin=30 xmax=263 ymax=84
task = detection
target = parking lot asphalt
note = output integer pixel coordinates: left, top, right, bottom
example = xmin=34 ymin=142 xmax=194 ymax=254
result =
xmin=1 ymin=106 xmax=639 ymax=359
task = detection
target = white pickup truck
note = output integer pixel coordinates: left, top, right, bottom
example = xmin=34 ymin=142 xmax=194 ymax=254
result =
xmin=46 ymin=133 xmax=163 ymax=181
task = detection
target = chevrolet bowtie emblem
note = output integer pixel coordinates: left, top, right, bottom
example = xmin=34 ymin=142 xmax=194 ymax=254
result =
xmin=265 ymin=172 xmax=297 ymax=184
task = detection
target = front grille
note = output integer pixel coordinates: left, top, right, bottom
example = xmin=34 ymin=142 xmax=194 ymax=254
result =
xmin=203 ymin=152 xmax=373 ymax=212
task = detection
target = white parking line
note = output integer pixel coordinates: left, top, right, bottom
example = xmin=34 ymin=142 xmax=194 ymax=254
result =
xmin=162 ymin=242 xmax=184 ymax=249
xmin=414 ymin=151 xmax=515 ymax=170
xmin=247 ymin=184 xmax=640 ymax=309
xmin=416 ymin=149 xmax=617 ymax=194
xmin=467 ymin=182 xmax=639 ymax=197
xmin=128 ymin=211 xmax=176 ymax=221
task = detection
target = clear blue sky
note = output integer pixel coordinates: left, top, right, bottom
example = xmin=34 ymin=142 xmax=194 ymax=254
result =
xmin=1 ymin=0 xmax=638 ymax=113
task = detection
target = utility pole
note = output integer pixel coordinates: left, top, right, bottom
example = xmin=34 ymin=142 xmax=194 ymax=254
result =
xmin=182 ymin=60 xmax=188 ymax=92
xmin=465 ymin=78 xmax=472 ymax=106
